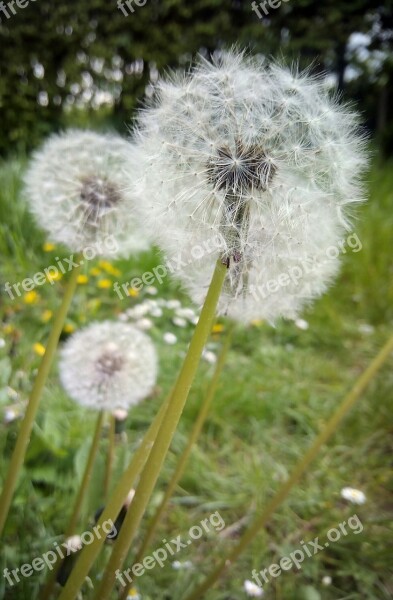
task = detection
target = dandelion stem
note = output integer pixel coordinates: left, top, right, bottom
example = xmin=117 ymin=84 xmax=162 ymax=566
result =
xmin=68 ymin=411 xmax=105 ymax=535
xmin=40 ymin=411 xmax=104 ymax=600
xmin=134 ymin=326 xmax=233 ymax=564
xmin=104 ymin=413 xmax=116 ymax=499
xmin=183 ymin=333 xmax=393 ymax=600
xmin=0 ymin=265 xmax=79 ymax=537
xmin=58 ymin=392 xmax=171 ymax=600
xmin=93 ymin=259 xmax=228 ymax=600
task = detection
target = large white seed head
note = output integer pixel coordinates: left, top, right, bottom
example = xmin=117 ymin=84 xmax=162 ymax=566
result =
xmin=24 ymin=129 xmax=149 ymax=257
xmin=59 ymin=321 xmax=158 ymax=411
xmin=131 ymin=50 xmax=368 ymax=322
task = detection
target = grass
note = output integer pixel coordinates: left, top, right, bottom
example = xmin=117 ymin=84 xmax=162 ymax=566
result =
xmin=0 ymin=155 xmax=392 ymax=600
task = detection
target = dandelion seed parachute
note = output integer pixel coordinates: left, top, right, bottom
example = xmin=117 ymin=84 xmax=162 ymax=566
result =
xmin=131 ymin=50 xmax=368 ymax=321
xmin=24 ymin=129 xmax=149 ymax=257
xmin=59 ymin=321 xmax=157 ymax=411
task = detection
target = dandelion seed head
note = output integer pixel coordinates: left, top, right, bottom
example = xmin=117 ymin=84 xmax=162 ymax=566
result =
xmin=113 ymin=408 xmax=128 ymax=421
xmin=59 ymin=321 xmax=157 ymax=411
xmin=64 ymin=535 xmax=82 ymax=553
xmin=131 ymin=50 xmax=368 ymax=321
xmin=24 ymin=129 xmax=149 ymax=257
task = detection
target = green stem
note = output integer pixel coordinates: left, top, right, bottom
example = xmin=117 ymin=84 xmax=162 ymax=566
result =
xmin=58 ymin=392 xmax=171 ymax=600
xmin=104 ymin=414 xmax=116 ymax=499
xmin=0 ymin=265 xmax=79 ymax=537
xmin=184 ymin=333 xmax=393 ymax=600
xmin=135 ymin=326 xmax=233 ymax=564
xmin=94 ymin=259 xmax=227 ymax=600
xmin=68 ymin=411 xmax=105 ymax=535
xmin=40 ymin=411 xmax=104 ymax=600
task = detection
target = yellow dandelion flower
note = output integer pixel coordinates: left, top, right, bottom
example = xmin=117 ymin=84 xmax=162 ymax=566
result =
xmin=33 ymin=342 xmax=46 ymax=356
xmin=63 ymin=323 xmax=75 ymax=334
xmin=98 ymin=260 xmax=111 ymax=270
xmin=41 ymin=309 xmax=53 ymax=323
xmin=212 ymin=323 xmax=224 ymax=334
xmin=77 ymin=275 xmax=89 ymax=285
xmin=4 ymin=324 xmax=14 ymax=335
xmin=90 ymin=267 xmax=101 ymax=277
xmin=87 ymin=298 xmax=101 ymax=312
xmin=46 ymin=271 xmax=62 ymax=283
xmin=97 ymin=279 xmax=112 ymax=289
xmin=24 ymin=291 xmax=39 ymax=304
xmin=43 ymin=242 xmax=56 ymax=252
xmin=251 ymin=319 xmax=263 ymax=327
xmin=127 ymin=288 xmax=139 ymax=298
xmin=98 ymin=260 xmax=121 ymax=277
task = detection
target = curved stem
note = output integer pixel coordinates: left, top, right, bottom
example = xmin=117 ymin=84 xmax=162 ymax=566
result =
xmin=104 ymin=414 xmax=116 ymax=499
xmin=58 ymin=392 xmax=171 ymax=600
xmin=40 ymin=411 xmax=104 ymax=600
xmin=135 ymin=326 xmax=233 ymax=564
xmin=94 ymin=259 xmax=227 ymax=600
xmin=0 ymin=264 xmax=79 ymax=536
xmin=184 ymin=333 xmax=393 ymax=600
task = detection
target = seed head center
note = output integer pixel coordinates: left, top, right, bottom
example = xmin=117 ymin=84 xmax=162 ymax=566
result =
xmin=208 ymin=140 xmax=276 ymax=194
xmin=96 ymin=345 xmax=124 ymax=376
xmin=80 ymin=176 xmax=121 ymax=220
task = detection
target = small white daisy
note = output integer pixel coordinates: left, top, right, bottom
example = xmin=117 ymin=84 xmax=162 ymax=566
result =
xmin=295 ymin=318 xmax=309 ymax=330
xmin=202 ymin=350 xmax=217 ymax=364
xmin=340 ymin=487 xmax=366 ymax=505
xmin=126 ymin=588 xmax=141 ymax=600
xmin=136 ymin=318 xmax=154 ymax=331
xmin=163 ymin=332 xmax=177 ymax=345
xmin=146 ymin=286 xmax=158 ymax=295
xmin=172 ymin=560 xmax=193 ymax=570
xmin=175 ymin=307 xmax=197 ymax=321
xmin=244 ymin=579 xmax=264 ymax=597
xmin=127 ymin=304 xmax=150 ymax=319
xmin=166 ymin=299 xmax=181 ymax=310
xmin=3 ymin=407 xmax=22 ymax=424
xmin=172 ymin=317 xmax=187 ymax=328
xmin=322 ymin=575 xmax=332 ymax=586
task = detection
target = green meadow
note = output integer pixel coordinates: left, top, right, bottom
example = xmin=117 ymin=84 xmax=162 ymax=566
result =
xmin=0 ymin=156 xmax=392 ymax=599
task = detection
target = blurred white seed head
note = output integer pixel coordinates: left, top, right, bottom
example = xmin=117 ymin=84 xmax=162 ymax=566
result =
xmin=24 ymin=129 xmax=149 ymax=257
xmin=64 ymin=535 xmax=82 ymax=553
xmin=131 ymin=49 xmax=368 ymax=322
xmin=113 ymin=408 xmax=128 ymax=421
xmin=59 ymin=321 xmax=157 ymax=411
